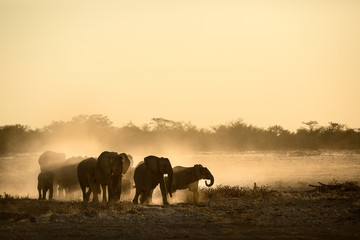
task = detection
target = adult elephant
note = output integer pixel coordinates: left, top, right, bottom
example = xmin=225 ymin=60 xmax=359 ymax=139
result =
xmin=165 ymin=164 xmax=214 ymax=203
xmin=38 ymin=151 xmax=70 ymax=199
xmin=37 ymin=171 xmax=54 ymax=200
xmin=55 ymin=163 xmax=81 ymax=200
xmin=45 ymin=155 xmax=85 ymax=200
xmin=91 ymin=151 xmax=131 ymax=202
xmin=133 ymin=155 xmax=173 ymax=205
xmin=77 ymin=157 xmax=100 ymax=202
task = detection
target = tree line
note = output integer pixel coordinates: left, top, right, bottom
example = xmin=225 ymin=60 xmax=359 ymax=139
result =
xmin=0 ymin=115 xmax=359 ymax=154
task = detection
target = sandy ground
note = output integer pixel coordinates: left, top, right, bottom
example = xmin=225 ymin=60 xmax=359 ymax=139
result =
xmin=0 ymin=189 xmax=360 ymax=240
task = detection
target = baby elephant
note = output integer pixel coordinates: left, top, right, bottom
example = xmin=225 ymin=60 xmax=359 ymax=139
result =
xmin=165 ymin=164 xmax=214 ymax=203
xmin=38 ymin=171 xmax=54 ymax=200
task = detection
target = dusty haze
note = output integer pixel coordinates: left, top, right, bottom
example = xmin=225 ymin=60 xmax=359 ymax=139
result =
xmin=1 ymin=151 xmax=360 ymax=202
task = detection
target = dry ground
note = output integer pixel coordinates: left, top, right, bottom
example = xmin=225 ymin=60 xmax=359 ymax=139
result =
xmin=0 ymin=188 xmax=360 ymax=240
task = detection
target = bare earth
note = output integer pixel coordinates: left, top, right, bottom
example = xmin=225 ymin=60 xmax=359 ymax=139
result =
xmin=0 ymin=189 xmax=360 ymax=240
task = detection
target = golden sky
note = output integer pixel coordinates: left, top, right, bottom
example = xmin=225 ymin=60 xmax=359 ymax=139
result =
xmin=1 ymin=0 xmax=359 ymax=131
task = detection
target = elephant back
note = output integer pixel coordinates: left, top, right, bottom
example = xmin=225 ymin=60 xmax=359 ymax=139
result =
xmin=64 ymin=156 xmax=85 ymax=166
xmin=144 ymin=155 xmax=172 ymax=175
xmin=38 ymin=151 xmax=66 ymax=172
xmin=133 ymin=162 xmax=146 ymax=183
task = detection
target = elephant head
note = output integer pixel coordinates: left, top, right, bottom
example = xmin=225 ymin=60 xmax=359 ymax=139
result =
xmin=194 ymin=164 xmax=214 ymax=187
xmin=97 ymin=151 xmax=126 ymax=178
xmin=144 ymin=156 xmax=173 ymax=197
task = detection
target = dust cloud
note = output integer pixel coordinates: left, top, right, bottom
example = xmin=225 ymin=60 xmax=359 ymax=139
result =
xmin=1 ymin=148 xmax=360 ymax=201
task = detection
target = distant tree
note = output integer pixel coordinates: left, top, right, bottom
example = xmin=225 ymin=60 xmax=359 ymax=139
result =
xmin=1 ymin=116 xmax=360 ymax=153
xmin=0 ymin=125 xmax=43 ymax=153
xmin=267 ymin=125 xmax=286 ymax=137
xmin=150 ymin=118 xmax=196 ymax=132
xmin=327 ymin=122 xmax=346 ymax=132
xmin=211 ymin=119 xmax=265 ymax=150
xmin=302 ymin=121 xmax=319 ymax=132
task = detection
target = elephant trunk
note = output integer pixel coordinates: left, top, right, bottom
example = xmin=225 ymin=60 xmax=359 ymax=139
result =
xmin=167 ymin=169 xmax=173 ymax=197
xmin=205 ymin=174 xmax=214 ymax=187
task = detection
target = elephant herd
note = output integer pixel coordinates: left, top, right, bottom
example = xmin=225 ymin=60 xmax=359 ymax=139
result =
xmin=37 ymin=151 xmax=214 ymax=205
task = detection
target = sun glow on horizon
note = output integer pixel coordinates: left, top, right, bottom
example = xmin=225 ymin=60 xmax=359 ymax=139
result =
xmin=1 ymin=0 xmax=359 ymax=131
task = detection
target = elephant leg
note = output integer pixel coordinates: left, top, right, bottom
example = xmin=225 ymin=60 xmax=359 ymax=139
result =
xmin=133 ymin=188 xmax=140 ymax=204
xmin=65 ymin=188 xmax=71 ymax=200
xmin=38 ymin=189 xmax=41 ymax=200
xmin=92 ymin=191 xmax=99 ymax=203
xmin=85 ymin=174 xmax=96 ymax=202
xmin=81 ymin=187 xmax=87 ymax=202
xmin=49 ymin=186 xmax=53 ymax=200
xmin=91 ymin=184 xmax=100 ymax=203
xmin=149 ymin=189 xmax=154 ymax=204
xmin=140 ymin=192 xmax=146 ymax=204
xmin=89 ymin=182 xmax=100 ymax=203
xmin=53 ymin=183 xmax=57 ymax=199
xmin=43 ymin=189 xmax=48 ymax=200
xmin=188 ymin=182 xmax=199 ymax=203
xmin=139 ymin=191 xmax=145 ymax=204
xmin=142 ymin=188 xmax=151 ymax=204
xmin=159 ymin=180 xmax=169 ymax=205
xmin=66 ymin=189 xmax=71 ymax=200
xmin=107 ymin=182 xmax=113 ymax=201
xmin=57 ymin=185 xmax=64 ymax=199
xmin=80 ymin=186 xmax=86 ymax=202
xmin=115 ymin=177 xmax=122 ymax=201
xmin=101 ymin=184 xmax=107 ymax=202
xmin=109 ymin=179 xmax=119 ymax=202
xmin=85 ymin=188 xmax=92 ymax=202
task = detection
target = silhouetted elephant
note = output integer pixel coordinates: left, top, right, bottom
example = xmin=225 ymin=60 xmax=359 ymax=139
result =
xmin=37 ymin=151 xmax=84 ymax=199
xmin=77 ymin=157 xmax=100 ymax=202
xmin=38 ymin=171 xmax=54 ymax=200
xmin=77 ymin=152 xmax=132 ymax=202
xmin=38 ymin=151 xmax=65 ymax=199
xmin=38 ymin=151 xmax=66 ymax=172
xmin=133 ymin=156 xmax=173 ymax=205
xmin=64 ymin=156 xmax=85 ymax=166
xmin=96 ymin=152 xmax=132 ymax=202
xmin=55 ymin=163 xmax=81 ymax=199
xmin=56 ymin=156 xmax=85 ymax=199
xmin=165 ymin=164 xmax=214 ymax=203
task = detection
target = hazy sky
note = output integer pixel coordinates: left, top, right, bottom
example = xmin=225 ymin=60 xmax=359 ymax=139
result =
xmin=1 ymin=0 xmax=359 ymax=131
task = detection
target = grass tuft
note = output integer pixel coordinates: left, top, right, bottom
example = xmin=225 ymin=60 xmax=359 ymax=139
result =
xmin=200 ymin=184 xmax=280 ymax=201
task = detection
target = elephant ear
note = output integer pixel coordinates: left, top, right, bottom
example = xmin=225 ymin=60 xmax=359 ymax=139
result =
xmin=194 ymin=164 xmax=201 ymax=179
xmin=97 ymin=151 xmax=118 ymax=176
xmin=127 ymin=154 xmax=134 ymax=167
xmin=120 ymin=153 xmax=132 ymax=174
xmin=159 ymin=158 xmax=171 ymax=174
xmin=144 ymin=155 xmax=160 ymax=174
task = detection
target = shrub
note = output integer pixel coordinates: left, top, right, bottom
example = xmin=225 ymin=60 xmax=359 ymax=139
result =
xmin=200 ymin=184 xmax=280 ymax=201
